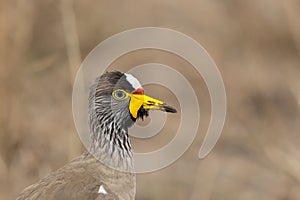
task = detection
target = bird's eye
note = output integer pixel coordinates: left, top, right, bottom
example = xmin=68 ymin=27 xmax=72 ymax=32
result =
xmin=112 ymin=90 xmax=128 ymax=100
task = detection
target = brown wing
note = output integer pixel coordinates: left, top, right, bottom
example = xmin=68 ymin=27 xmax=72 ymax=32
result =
xmin=16 ymin=153 xmax=119 ymax=200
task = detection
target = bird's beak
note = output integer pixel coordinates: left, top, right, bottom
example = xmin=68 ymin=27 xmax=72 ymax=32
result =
xmin=129 ymin=92 xmax=177 ymax=118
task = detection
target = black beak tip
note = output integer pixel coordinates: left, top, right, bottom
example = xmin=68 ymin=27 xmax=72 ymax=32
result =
xmin=163 ymin=105 xmax=177 ymax=113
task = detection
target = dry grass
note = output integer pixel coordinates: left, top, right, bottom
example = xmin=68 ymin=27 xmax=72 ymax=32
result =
xmin=1 ymin=0 xmax=300 ymax=199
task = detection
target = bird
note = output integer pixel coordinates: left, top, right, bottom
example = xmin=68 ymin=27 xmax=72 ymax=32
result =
xmin=17 ymin=71 xmax=177 ymax=200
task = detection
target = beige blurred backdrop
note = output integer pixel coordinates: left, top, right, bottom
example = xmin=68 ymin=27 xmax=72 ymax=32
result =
xmin=1 ymin=0 xmax=300 ymax=199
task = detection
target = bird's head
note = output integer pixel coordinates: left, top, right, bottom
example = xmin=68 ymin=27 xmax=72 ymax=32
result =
xmin=89 ymin=71 xmax=177 ymax=130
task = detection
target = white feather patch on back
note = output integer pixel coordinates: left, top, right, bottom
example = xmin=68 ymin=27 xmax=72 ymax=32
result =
xmin=125 ymin=73 xmax=142 ymax=89
xmin=98 ymin=185 xmax=107 ymax=194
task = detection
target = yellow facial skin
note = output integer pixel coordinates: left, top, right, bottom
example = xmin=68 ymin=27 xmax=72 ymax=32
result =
xmin=112 ymin=89 xmax=176 ymax=118
xmin=129 ymin=94 xmax=165 ymax=118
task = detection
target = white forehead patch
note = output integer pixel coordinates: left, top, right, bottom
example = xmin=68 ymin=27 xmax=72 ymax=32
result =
xmin=98 ymin=185 xmax=107 ymax=194
xmin=125 ymin=73 xmax=142 ymax=89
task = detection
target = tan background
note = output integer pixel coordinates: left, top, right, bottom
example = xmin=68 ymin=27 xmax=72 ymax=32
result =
xmin=1 ymin=0 xmax=300 ymax=199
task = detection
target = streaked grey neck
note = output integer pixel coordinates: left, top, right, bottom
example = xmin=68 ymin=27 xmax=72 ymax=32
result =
xmin=89 ymin=112 xmax=134 ymax=172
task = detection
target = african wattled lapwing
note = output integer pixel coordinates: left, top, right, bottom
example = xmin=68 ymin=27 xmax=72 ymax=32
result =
xmin=17 ymin=71 xmax=176 ymax=200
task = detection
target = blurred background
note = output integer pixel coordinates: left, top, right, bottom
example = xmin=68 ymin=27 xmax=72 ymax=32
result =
xmin=1 ymin=0 xmax=300 ymax=199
